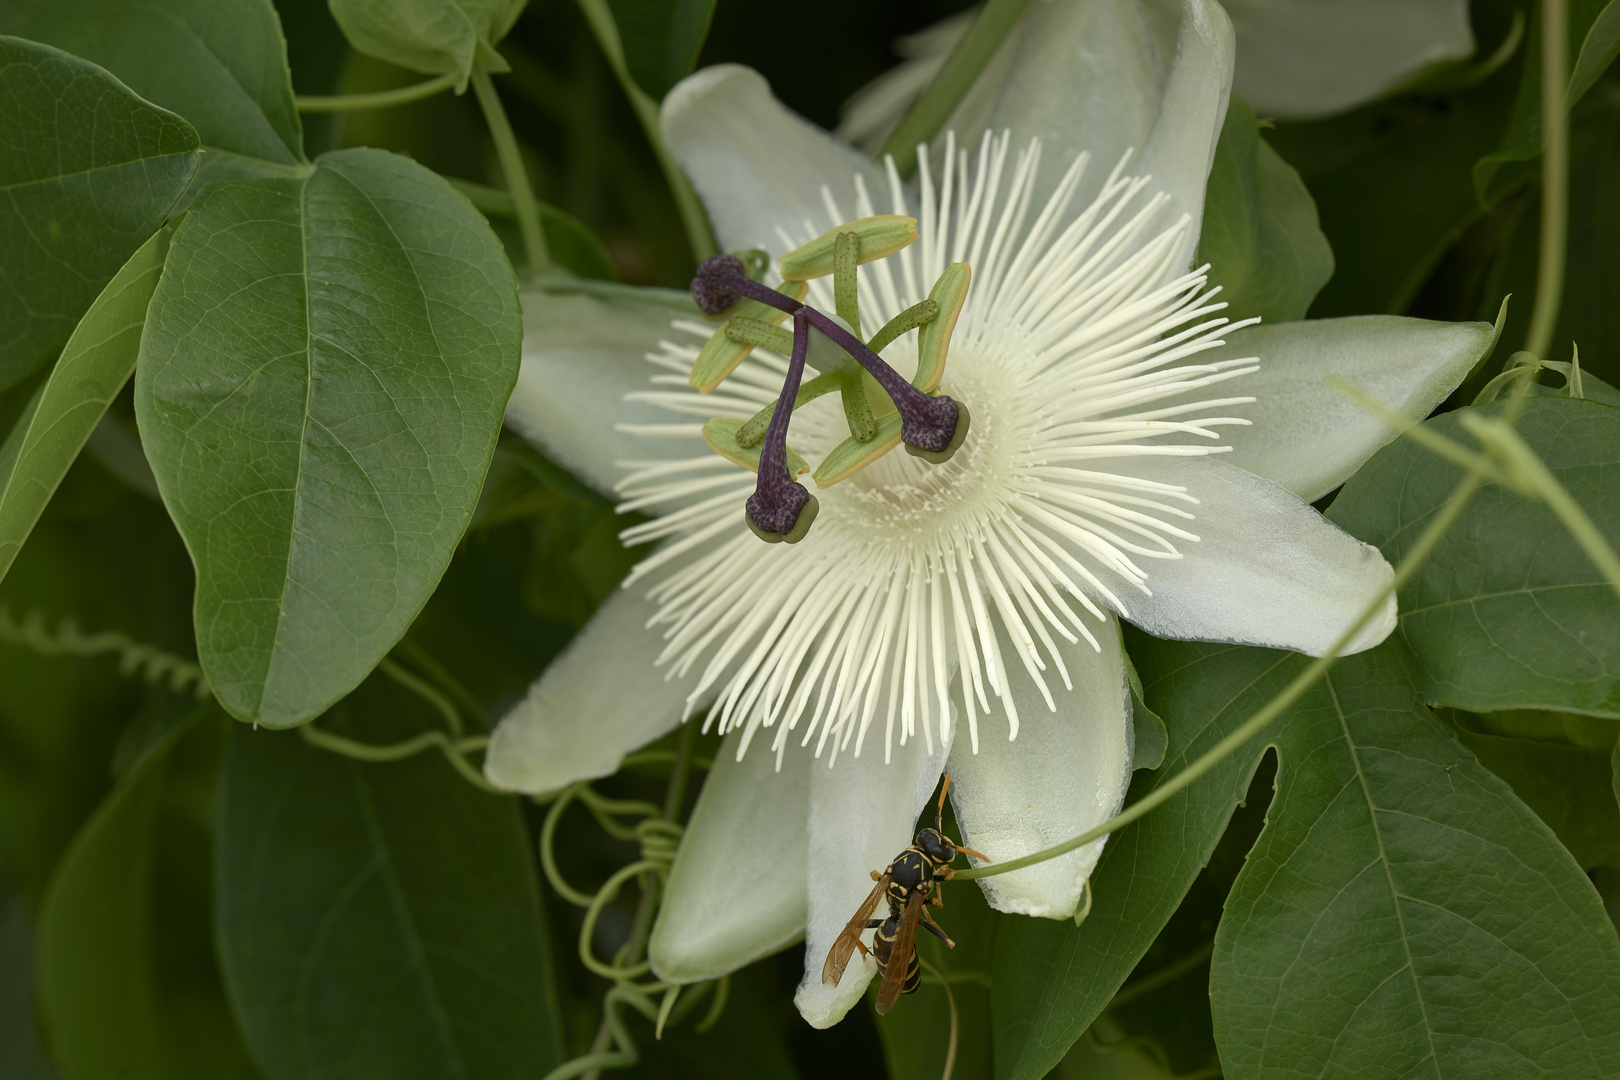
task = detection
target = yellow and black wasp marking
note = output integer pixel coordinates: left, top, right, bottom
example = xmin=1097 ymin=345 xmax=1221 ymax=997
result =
xmin=821 ymin=774 xmax=991 ymax=1014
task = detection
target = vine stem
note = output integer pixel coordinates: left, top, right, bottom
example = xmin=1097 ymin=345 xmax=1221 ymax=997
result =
xmin=955 ymin=466 xmax=1488 ymax=883
xmin=575 ymin=0 xmax=717 ymax=260
xmin=1524 ymin=0 xmax=1569 ymax=359
xmin=471 ymin=68 xmax=551 ymax=276
xmin=917 ymin=956 xmax=958 ymax=1080
xmin=294 ymin=72 xmax=458 ymax=113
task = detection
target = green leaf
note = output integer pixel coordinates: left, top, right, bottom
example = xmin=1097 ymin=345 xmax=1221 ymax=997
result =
xmin=0 ymin=36 xmax=197 ymax=391
xmin=605 ymin=0 xmax=716 ymax=100
xmin=328 ymin=0 xmax=524 ymax=88
xmin=0 ymin=225 xmax=170 ymax=588
xmin=36 ymin=709 xmax=262 ymax=1079
xmin=1208 ymin=639 xmax=1620 ymax=1077
xmin=990 ymin=628 xmax=1278 ymax=1080
xmin=1442 ymin=709 xmax=1620 ymax=870
xmin=1570 ymin=0 xmax=1620 ymax=105
xmin=1473 ymin=0 xmax=1614 ymax=205
xmin=1196 ymin=95 xmax=1334 ymax=324
xmin=0 ymin=0 xmax=304 ymax=173
xmin=1328 ymin=397 xmax=1620 ymax=717
xmin=215 ymin=675 xmax=565 ymax=1080
xmin=134 ymin=147 xmax=522 ymax=728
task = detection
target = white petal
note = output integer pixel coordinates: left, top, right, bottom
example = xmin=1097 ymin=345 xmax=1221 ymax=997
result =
xmin=946 ymin=618 xmax=1132 ymax=919
xmin=1228 ymin=0 xmax=1475 ymax=120
xmin=793 ymin=724 xmax=953 ymax=1028
xmin=959 ymin=0 xmax=1233 ymax=267
xmin=1115 ymin=456 xmax=1395 ymax=657
xmin=1209 ymin=316 xmax=1492 ymax=502
xmin=662 ymin=65 xmax=888 ymax=254
xmin=506 ymin=288 xmax=687 ymax=497
xmin=484 ymin=587 xmax=688 ymax=795
xmin=649 ymin=729 xmax=808 ymax=983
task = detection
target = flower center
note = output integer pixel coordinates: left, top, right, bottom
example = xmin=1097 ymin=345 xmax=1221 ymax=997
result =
xmin=684 ymin=218 xmax=974 ymax=544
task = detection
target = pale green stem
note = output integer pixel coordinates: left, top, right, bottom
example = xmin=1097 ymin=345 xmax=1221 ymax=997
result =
xmin=881 ymin=0 xmax=1035 ymax=176
xmin=575 ymin=0 xmax=717 ymax=260
xmin=471 ymin=69 xmax=551 ymax=276
xmin=295 ymin=72 xmax=458 ymax=113
xmin=955 ymin=466 xmax=1487 ymax=883
xmin=298 ymin=723 xmax=500 ymax=793
xmin=378 ymin=656 xmax=463 ymax=738
xmin=1105 ymin=941 xmax=1215 ymax=1010
xmin=916 ymin=956 xmax=959 ymax=1080
xmin=1525 ymin=0 xmax=1569 ymax=359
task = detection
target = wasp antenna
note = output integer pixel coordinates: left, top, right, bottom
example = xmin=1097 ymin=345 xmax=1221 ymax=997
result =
xmin=955 ymin=844 xmax=991 ymax=863
xmin=936 ymin=773 xmax=952 ymax=831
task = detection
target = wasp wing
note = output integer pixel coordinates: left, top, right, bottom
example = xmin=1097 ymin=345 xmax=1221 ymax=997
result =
xmin=822 ymin=873 xmax=888 ymax=986
xmin=875 ymin=890 xmax=925 ymax=1015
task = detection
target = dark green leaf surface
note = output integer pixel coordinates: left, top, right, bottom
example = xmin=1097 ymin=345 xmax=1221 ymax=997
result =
xmin=606 ymin=0 xmax=717 ymax=100
xmin=0 ymin=37 xmax=197 ymax=391
xmin=0 ymin=0 xmax=303 ymax=173
xmin=1210 ymin=639 xmax=1620 ymax=1078
xmin=991 ymin=630 xmax=1276 ymax=1080
xmin=1197 ymin=95 xmax=1333 ymax=325
xmin=0 ymin=225 xmax=170 ymax=587
xmin=36 ymin=709 xmax=261 ymax=1080
xmin=215 ymin=678 xmax=564 ymax=1080
xmin=328 ymin=0 xmax=522 ymax=86
xmin=136 ymin=147 xmax=521 ymax=728
xmin=1329 ymin=397 xmax=1620 ymax=717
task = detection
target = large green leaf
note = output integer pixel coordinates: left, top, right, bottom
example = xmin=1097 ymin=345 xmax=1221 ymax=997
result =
xmin=1328 ymin=397 xmax=1620 ymax=717
xmin=990 ymin=630 xmax=1278 ymax=1080
xmin=0 ymin=225 xmax=170 ymax=587
xmin=36 ymin=709 xmax=261 ymax=1080
xmin=214 ymin=674 xmax=565 ymax=1080
xmin=0 ymin=37 xmax=197 ymax=391
xmin=328 ymin=0 xmax=524 ymax=87
xmin=1196 ymin=95 xmax=1334 ymax=325
xmin=0 ymin=0 xmax=304 ymax=174
xmin=605 ymin=0 xmax=716 ymax=100
xmin=135 ymin=147 xmax=521 ymax=728
xmin=1208 ymin=639 xmax=1620 ymax=1077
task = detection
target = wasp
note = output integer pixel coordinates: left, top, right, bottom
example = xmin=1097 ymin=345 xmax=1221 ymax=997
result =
xmin=821 ymin=774 xmax=990 ymax=1014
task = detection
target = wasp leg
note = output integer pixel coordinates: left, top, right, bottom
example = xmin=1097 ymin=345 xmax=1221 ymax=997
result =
xmin=865 ymin=919 xmax=885 ymax=929
xmin=920 ymin=909 xmax=956 ymax=948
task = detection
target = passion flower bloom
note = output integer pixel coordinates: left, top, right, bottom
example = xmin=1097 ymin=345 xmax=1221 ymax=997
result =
xmin=487 ymin=0 xmax=1493 ymax=1028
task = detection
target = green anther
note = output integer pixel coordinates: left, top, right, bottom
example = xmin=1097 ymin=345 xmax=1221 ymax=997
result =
xmin=779 ymin=215 xmax=918 ymax=281
xmin=702 ymin=418 xmax=810 ymax=476
xmin=814 ymin=412 xmax=904 ymax=487
xmin=915 ymin=263 xmax=970 ymax=394
xmin=724 ymin=317 xmax=794 ymax=355
xmin=735 ymin=371 xmax=843 ymax=448
xmin=834 ymin=231 xmax=862 ymax=339
xmin=866 ymin=299 xmax=938 ymax=355
xmin=688 ymin=280 xmax=808 ymax=393
xmin=840 ymin=369 xmax=878 ymax=442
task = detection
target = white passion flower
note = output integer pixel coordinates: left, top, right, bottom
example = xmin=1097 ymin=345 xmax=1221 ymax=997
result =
xmin=489 ymin=14 xmax=1495 ymax=1028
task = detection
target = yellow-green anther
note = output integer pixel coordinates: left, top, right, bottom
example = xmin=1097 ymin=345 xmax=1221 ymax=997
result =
xmin=688 ymin=280 xmax=808 ymax=392
xmin=914 ymin=263 xmax=970 ymax=394
xmin=866 ymin=299 xmax=938 ymax=355
xmin=703 ymin=418 xmax=810 ymax=476
xmin=735 ymin=371 xmax=843 ymax=447
xmin=833 ymin=231 xmax=862 ymax=338
xmin=779 ymin=215 xmax=918 ymax=281
xmin=724 ymin=318 xmax=795 ymax=355
xmin=813 ymin=412 xmax=904 ymax=488
xmin=840 ymin=368 xmax=877 ymax=442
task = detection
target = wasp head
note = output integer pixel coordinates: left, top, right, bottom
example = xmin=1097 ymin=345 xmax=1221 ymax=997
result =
xmin=914 ymin=827 xmax=957 ymax=867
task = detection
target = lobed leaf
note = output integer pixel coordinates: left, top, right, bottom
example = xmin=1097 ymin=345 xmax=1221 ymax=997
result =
xmin=1328 ymin=397 xmax=1620 ymax=718
xmin=328 ymin=0 xmax=524 ymax=88
xmin=0 ymin=36 xmax=197 ymax=391
xmin=135 ymin=147 xmax=522 ymax=728
xmin=214 ymin=677 xmax=565 ymax=1080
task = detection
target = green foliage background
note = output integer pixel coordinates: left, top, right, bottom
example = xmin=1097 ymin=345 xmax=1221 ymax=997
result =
xmin=1 ymin=1 xmax=1618 ymax=1079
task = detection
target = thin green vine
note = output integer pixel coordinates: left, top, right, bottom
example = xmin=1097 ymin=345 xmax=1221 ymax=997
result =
xmin=0 ymin=606 xmax=210 ymax=699
xmin=294 ymin=72 xmax=459 ymax=113
xmin=472 ymin=67 xmax=552 ymax=276
xmin=1525 ymin=0 xmax=1570 ymax=359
